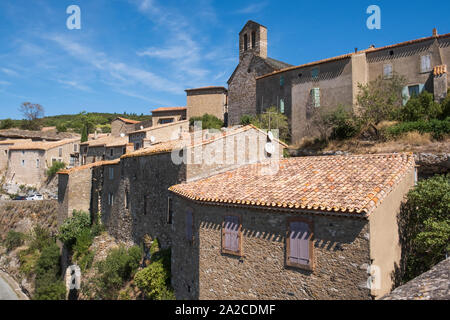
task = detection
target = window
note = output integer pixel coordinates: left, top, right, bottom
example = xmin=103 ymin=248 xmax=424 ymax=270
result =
xmin=222 ymin=215 xmax=241 ymax=256
xmin=280 ymin=99 xmax=285 ymax=114
xmin=108 ymin=193 xmax=114 ymax=206
xmin=135 ymin=143 xmax=140 ymax=151
xmin=383 ymin=64 xmax=393 ymax=79
xmin=36 ymin=159 xmax=40 ymax=168
xmin=4 ymin=150 xmax=7 ymax=156
xmin=167 ymin=197 xmax=173 ymax=224
xmin=59 ymin=148 xmax=63 ymax=157
xmin=159 ymin=118 xmax=174 ymax=124
xmin=420 ymin=54 xmax=432 ymax=73
xmin=22 ymin=151 xmax=25 ymax=156
xmin=402 ymin=84 xmax=424 ymax=105
xmin=286 ymin=218 xmax=314 ymax=270
xmin=185 ymin=209 xmax=194 ymax=242
xmin=109 ymin=167 xmax=114 ymax=180
xmin=243 ymin=34 xmax=248 ymax=51
xmin=110 ymin=149 xmax=114 ymax=157
xmin=311 ymin=67 xmax=319 ymax=79
xmin=74 ymin=144 xmax=78 ymax=153
xmin=21 ymin=159 xmax=25 ymax=166
xmin=125 ymin=189 xmax=129 ymax=209
xmin=311 ymin=88 xmax=320 ymax=108
xmin=122 ymin=147 xmax=126 ymax=155
xmin=251 ymin=31 xmax=256 ymax=49
xmin=280 ymin=76 xmax=284 ymax=87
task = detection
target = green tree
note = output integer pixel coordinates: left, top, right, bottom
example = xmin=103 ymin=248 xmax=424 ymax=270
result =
xmin=134 ymin=261 xmax=171 ymax=300
xmin=189 ymin=114 xmax=224 ymax=130
xmin=357 ymin=74 xmax=406 ymax=125
xmin=58 ymin=210 xmax=91 ymax=250
xmin=0 ymin=118 xmax=15 ymax=129
xmin=46 ymin=161 xmax=66 ymax=178
xmin=401 ymin=174 xmax=450 ymax=282
xmin=400 ymin=91 xmax=442 ymax=121
xmin=251 ymin=106 xmax=290 ymax=142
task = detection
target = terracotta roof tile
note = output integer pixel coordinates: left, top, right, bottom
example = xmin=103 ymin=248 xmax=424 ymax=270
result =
xmin=151 ymin=106 xmax=186 ymax=113
xmin=128 ymin=119 xmax=189 ymax=134
xmin=81 ymin=135 xmax=128 ymax=147
xmin=115 ymin=117 xmax=140 ymax=124
xmin=433 ymin=64 xmax=447 ymax=76
xmin=9 ymin=138 xmax=79 ymax=151
xmin=58 ymin=159 xmax=120 ymax=175
xmin=169 ymin=153 xmax=415 ymax=216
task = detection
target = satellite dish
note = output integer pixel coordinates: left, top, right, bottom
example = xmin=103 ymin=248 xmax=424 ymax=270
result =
xmin=265 ymin=142 xmax=275 ymax=155
xmin=150 ymin=136 xmax=156 ymax=143
xmin=267 ymin=131 xmax=274 ymax=141
xmin=140 ymin=126 xmax=144 ymax=130
xmin=120 ymin=133 xmax=125 ymax=138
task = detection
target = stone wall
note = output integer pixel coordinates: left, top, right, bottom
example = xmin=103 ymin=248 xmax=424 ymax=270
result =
xmin=186 ymin=88 xmax=227 ymax=121
xmin=171 ymin=200 xmax=372 ymax=300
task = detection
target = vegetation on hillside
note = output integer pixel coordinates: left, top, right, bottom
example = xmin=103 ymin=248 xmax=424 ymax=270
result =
xmin=400 ymin=174 xmax=450 ymax=283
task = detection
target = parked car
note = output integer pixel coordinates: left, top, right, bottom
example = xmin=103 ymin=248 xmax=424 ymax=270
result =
xmin=13 ymin=195 xmax=27 ymax=201
xmin=26 ymin=194 xmax=44 ymax=201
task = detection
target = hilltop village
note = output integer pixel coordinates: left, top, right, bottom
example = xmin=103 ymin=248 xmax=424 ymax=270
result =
xmin=0 ymin=21 xmax=449 ymax=300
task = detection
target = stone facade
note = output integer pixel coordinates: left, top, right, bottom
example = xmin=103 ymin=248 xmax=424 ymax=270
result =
xmin=111 ymin=118 xmax=140 ymax=137
xmin=185 ymin=87 xmax=227 ymax=121
xmin=128 ymin=120 xmax=189 ymax=150
xmin=151 ymin=108 xmax=187 ymax=127
xmin=254 ymin=29 xmax=450 ymax=144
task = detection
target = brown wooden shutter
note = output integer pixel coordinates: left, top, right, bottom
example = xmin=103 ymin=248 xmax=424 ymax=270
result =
xmin=224 ymin=216 xmax=240 ymax=253
xmin=289 ymin=221 xmax=310 ymax=266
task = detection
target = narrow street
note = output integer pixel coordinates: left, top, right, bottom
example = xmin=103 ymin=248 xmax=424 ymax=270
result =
xmin=0 ymin=274 xmax=18 ymax=300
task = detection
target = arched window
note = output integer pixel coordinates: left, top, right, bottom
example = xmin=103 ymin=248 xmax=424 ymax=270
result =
xmin=243 ymin=34 xmax=248 ymax=51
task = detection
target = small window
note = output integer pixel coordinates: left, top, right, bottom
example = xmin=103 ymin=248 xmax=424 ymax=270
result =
xmin=286 ymin=218 xmax=314 ymax=270
xmin=408 ymin=85 xmax=420 ymax=97
xmin=167 ymin=197 xmax=173 ymax=224
xmin=125 ymin=189 xmax=130 ymax=209
xmin=74 ymin=144 xmax=78 ymax=152
xmin=21 ymin=159 xmax=25 ymax=166
xmin=311 ymin=67 xmax=319 ymax=79
xmin=159 ymin=118 xmax=174 ymax=124
xmin=222 ymin=215 xmax=241 ymax=256
xmin=109 ymin=167 xmax=114 ymax=180
xmin=243 ymin=34 xmax=248 ymax=51
xmin=185 ymin=209 xmax=193 ymax=242
xmin=59 ymin=148 xmax=63 ymax=157
xmin=280 ymin=76 xmax=284 ymax=87
xmin=311 ymin=88 xmax=321 ymax=108
xmin=110 ymin=149 xmax=114 ymax=157
xmin=251 ymin=31 xmax=256 ymax=49
xmin=36 ymin=159 xmax=40 ymax=168
xmin=122 ymin=147 xmax=126 ymax=155
xmin=280 ymin=99 xmax=285 ymax=114
xmin=108 ymin=193 xmax=114 ymax=206
xmin=383 ymin=64 xmax=393 ymax=79
xmin=22 ymin=150 xmax=25 ymax=155
xmin=135 ymin=143 xmax=140 ymax=151
xmin=420 ymin=54 xmax=432 ymax=73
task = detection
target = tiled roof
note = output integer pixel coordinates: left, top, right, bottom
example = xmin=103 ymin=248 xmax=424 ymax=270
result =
xmin=80 ymin=135 xmax=128 ymax=147
xmin=122 ymin=124 xmax=286 ymax=159
xmin=0 ymin=129 xmax=79 ymax=141
xmin=185 ymin=86 xmax=227 ymax=92
xmin=433 ymin=64 xmax=447 ymax=76
xmin=0 ymin=139 xmax=32 ymax=145
xmin=9 ymin=138 xmax=79 ymax=151
xmin=151 ymin=106 xmax=187 ymax=113
xmin=115 ymin=117 xmax=140 ymax=124
xmin=128 ymin=119 xmax=189 ymax=134
xmin=382 ymin=258 xmax=450 ymax=300
xmin=58 ymin=159 xmax=120 ymax=175
xmin=169 ymin=153 xmax=415 ymax=216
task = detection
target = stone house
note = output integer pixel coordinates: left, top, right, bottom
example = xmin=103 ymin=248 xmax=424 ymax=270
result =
xmin=128 ymin=120 xmax=189 ymax=150
xmin=185 ymin=86 xmax=228 ymax=122
xmin=79 ymin=135 xmax=130 ymax=165
xmin=227 ymin=21 xmax=292 ymax=126
xmin=58 ymin=125 xmax=286 ymax=250
xmin=0 ymin=128 xmax=78 ymax=142
xmin=0 ymin=139 xmax=31 ymax=171
xmin=168 ymin=153 xmax=416 ymax=300
xmin=254 ymin=28 xmax=450 ymax=143
xmin=111 ymin=117 xmax=141 ymax=137
xmin=151 ymin=107 xmax=187 ymax=126
xmin=6 ymin=138 xmax=79 ymax=187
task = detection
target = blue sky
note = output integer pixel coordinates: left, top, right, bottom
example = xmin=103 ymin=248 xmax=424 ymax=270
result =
xmin=1 ymin=0 xmax=449 ymax=119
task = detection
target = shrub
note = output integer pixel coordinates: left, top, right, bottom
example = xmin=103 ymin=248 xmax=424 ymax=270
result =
xmin=384 ymin=118 xmax=450 ymax=140
xmin=56 ymin=124 xmax=67 ymax=133
xmin=95 ymin=246 xmax=142 ymax=299
xmin=189 ymin=114 xmax=224 ymax=130
xmin=251 ymin=106 xmax=290 ymax=142
xmin=0 ymin=118 xmax=15 ymax=129
xmin=18 ymin=249 xmax=40 ymax=277
xmin=399 ymin=91 xmax=442 ymax=122
xmin=46 ymin=161 xmax=66 ymax=178
xmin=72 ymin=228 xmax=93 ymax=266
xmin=134 ymin=260 xmax=170 ymax=300
xmin=58 ymin=210 xmax=91 ymax=249
xmin=401 ymin=174 xmax=450 ymax=282
xmin=440 ymin=93 xmax=450 ymax=119
xmin=327 ymin=106 xmax=361 ymax=140
xmin=34 ymin=242 xmax=66 ymax=300
xmin=29 ymin=225 xmax=53 ymax=252
xmin=240 ymin=115 xmax=253 ymax=125
xmin=4 ymin=230 xmax=25 ymax=252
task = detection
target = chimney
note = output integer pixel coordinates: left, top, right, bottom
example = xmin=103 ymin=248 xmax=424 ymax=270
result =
xmin=433 ymin=28 xmax=438 ymax=37
xmin=354 ymin=48 xmax=358 ymax=53
xmin=94 ymin=130 xmax=98 ymax=140
xmin=126 ymin=143 xmax=134 ymax=154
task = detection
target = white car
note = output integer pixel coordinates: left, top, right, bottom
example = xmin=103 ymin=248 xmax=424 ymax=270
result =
xmin=26 ymin=194 xmax=44 ymax=201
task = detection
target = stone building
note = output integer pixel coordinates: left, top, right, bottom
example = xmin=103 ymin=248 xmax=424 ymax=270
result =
xmin=58 ymin=125 xmax=286 ymax=249
xmin=227 ymin=21 xmax=292 ymax=126
xmin=111 ymin=117 xmax=141 ymax=137
xmin=185 ymin=86 xmax=228 ymax=122
xmin=79 ymin=135 xmax=130 ymax=165
xmin=151 ymin=107 xmax=187 ymax=126
xmin=168 ymin=153 xmax=416 ymax=300
xmin=254 ymin=28 xmax=450 ymax=143
xmin=6 ymin=138 xmax=79 ymax=187
xmin=128 ymin=120 xmax=189 ymax=150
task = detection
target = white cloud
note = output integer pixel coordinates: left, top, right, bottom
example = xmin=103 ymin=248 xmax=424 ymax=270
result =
xmin=57 ymin=79 xmax=91 ymax=92
xmin=235 ymin=2 xmax=269 ymax=14
xmin=1 ymin=67 xmax=19 ymax=77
